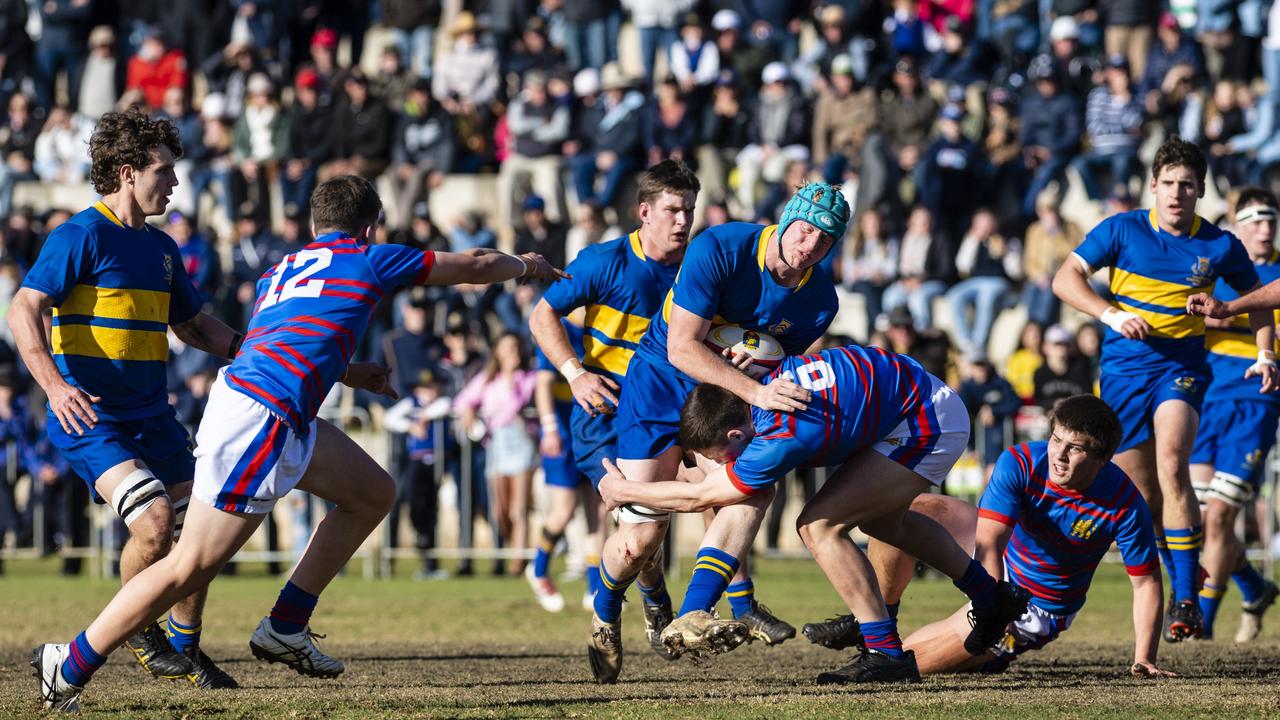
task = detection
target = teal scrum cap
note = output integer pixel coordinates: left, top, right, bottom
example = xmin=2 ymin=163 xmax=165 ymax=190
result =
xmin=778 ymin=182 xmax=851 ymax=243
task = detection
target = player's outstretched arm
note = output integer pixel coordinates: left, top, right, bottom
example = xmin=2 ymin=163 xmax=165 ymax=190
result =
xmin=1053 ymin=257 xmax=1153 ymax=340
xmin=6 ymin=287 xmax=100 ymax=435
xmin=1192 ymin=277 xmax=1280 ymax=318
xmin=1129 ymin=573 xmax=1177 ymax=678
xmin=428 ymin=248 xmax=569 ymax=286
xmin=973 ymin=516 xmax=1013 ymax=583
xmin=1245 ymin=302 xmax=1279 ymax=392
xmin=339 ymin=362 xmax=399 ymax=400
xmin=171 ymin=311 xmax=243 ymax=359
xmin=598 ymin=458 xmax=748 ymax=513
xmin=530 ymin=299 xmax=619 ymax=415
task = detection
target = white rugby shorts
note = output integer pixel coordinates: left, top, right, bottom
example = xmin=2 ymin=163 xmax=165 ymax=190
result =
xmin=870 ymin=373 xmax=971 ymax=486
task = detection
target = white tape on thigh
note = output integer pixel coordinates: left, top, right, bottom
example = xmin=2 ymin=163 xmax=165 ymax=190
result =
xmin=171 ymin=495 xmax=190 ymax=540
xmin=1207 ymin=472 xmax=1255 ymax=507
xmin=111 ymin=470 xmax=166 ymax=527
xmin=1191 ymin=477 xmax=1211 ymax=509
xmin=615 ymin=502 xmax=670 ymax=524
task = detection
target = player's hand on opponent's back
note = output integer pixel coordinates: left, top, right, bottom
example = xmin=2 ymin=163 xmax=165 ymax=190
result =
xmin=570 ymin=371 xmax=620 ymax=416
xmin=1185 ymin=292 xmax=1230 ymax=320
xmin=597 ymin=458 xmax=628 ymax=511
xmin=1130 ymin=660 xmax=1177 ymax=678
xmin=518 ymin=252 xmax=571 ymax=283
xmin=1100 ymin=307 xmax=1153 ymax=340
xmin=48 ymin=379 xmax=100 ymax=435
xmin=1245 ymin=350 xmax=1280 ymax=393
xmin=751 ymin=375 xmax=811 ymax=413
xmin=340 ymin=362 xmax=399 ymax=400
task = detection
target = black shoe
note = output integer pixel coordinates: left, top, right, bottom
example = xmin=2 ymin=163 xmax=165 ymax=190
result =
xmin=124 ymin=622 xmax=193 ymax=679
xmin=643 ymin=600 xmax=678 ymax=660
xmin=1162 ymin=592 xmax=1177 ymax=643
xmin=737 ymin=602 xmax=796 ymax=646
xmin=964 ymin=581 xmax=1030 ymax=655
xmin=802 ymin=613 xmax=865 ymax=651
xmin=184 ymin=647 xmax=239 ymax=689
xmin=816 ymin=649 xmax=922 ymax=685
xmin=1166 ymin=599 xmax=1204 ymax=641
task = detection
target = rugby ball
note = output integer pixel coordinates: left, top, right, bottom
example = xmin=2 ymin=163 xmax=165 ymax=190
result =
xmin=705 ymin=325 xmax=785 ymax=379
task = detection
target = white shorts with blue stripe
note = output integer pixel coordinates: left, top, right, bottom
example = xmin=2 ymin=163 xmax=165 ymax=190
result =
xmin=869 ymin=373 xmax=970 ymax=486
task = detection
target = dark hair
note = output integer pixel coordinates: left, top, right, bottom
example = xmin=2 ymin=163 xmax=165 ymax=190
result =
xmin=679 ymin=384 xmax=751 ymax=452
xmin=309 ymin=175 xmax=383 ymax=236
xmin=1151 ymin=135 xmax=1207 ymax=186
xmin=1236 ymin=185 xmax=1278 ymax=211
xmin=637 ymin=159 xmax=701 ymax=207
xmin=89 ymin=110 xmax=183 ymax=195
xmin=1048 ymin=394 xmax=1123 ymax=459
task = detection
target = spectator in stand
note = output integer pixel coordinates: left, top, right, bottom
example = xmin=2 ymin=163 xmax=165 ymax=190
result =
xmin=389 ymin=78 xmax=455 ymax=231
xmin=1033 ymin=323 xmax=1094 ymax=409
xmin=838 ymin=208 xmax=898 ymax=329
xmin=1047 ymin=16 xmax=1098 ymax=99
xmin=514 ymin=195 xmax=568 ymax=272
xmin=1019 ymin=55 xmax=1081 ymax=218
xmin=165 ymin=211 xmax=219 ymax=305
xmin=882 ymin=205 xmax=950 ymax=329
xmin=957 ymin=357 xmax=1021 ymax=475
xmin=884 ymin=305 xmax=952 ymax=379
xmin=734 ymin=62 xmax=809 ymax=216
xmin=1074 ymin=54 xmax=1144 ymax=201
xmin=328 ymin=71 xmax=393 ymax=180
xmin=983 ymin=86 xmax=1028 ymax=224
xmin=878 ymin=56 xmax=938 ymax=206
xmin=32 ymin=105 xmax=89 ymax=184
xmin=1203 ymin=80 xmax=1250 ymax=188
xmin=306 ymin=27 xmax=344 ymax=106
xmin=985 ymin=0 xmax=1039 ymax=69
xmin=371 ymin=44 xmax=413 ymax=110
xmin=1021 ymin=188 xmax=1083 ymax=326
xmin=741 ymin=0 xmax=806 ymax=63
xmin=711 ymin=9 xmax=770 ymax=97
xmin=811 ymin=54 xmax=877 ymax=187
xmin=0 ymin=92 xmax=38 ymax=217
xmin=562 ymin=0 xmax=619 ymax=72
xmin=77 ymin=25 xmax=116 ymax=121
xmin=0 ymin=363 xmax=30 ymax=559
xmin=508 ymin=16 xmax=565 ymax=80
xmin=454 ymin=332 xmax=538 ymax=576
xmin=793 ymin=4 xmax=854 ymax=94
xmin=669 ymin=12 xmax=718 ymax=103
xmin=25 ymin=410 xmax=89 ymax=575
xmin=200 ymin=36 xmax=269 ymax=120
xmin=1052 ymin=0 xmax=1103 ymax=50
xmin=1075 ymin=322 xmax=1101 ymax=385
xmin=281 ymin=68 xmax=333 ymax=216
xmin=1104 ymin=0 xmax=1159 ymax=79
xmin=564 ymin=200 xmax=620 ymax=259
xmin=498 ymin=71 xmax=570 ymax=231
xmin=622 ymin=0 xmax=687 ymax=82
xmin=383 ymin=368 xmax=452 ymax=579
xmin=33 ymin=0 xmax=90 ymax=112
xmin=568 ymin=63 xmax=644 ymax=210
xmin=1139 ymin=12 xmax=1205 ymax=99
xmin=645 ymin=75 xmax=696 ymax=167
xmin=123 ymin=27 xmax=189 ymax=112
xmin=228 ymin=203 xmax=287 ymax=325
xmin=925 ymin=16 xmax=988 ymax=93
xmin=383 ymin=0 xmax=442 ymax=79
xmin=1146 ymin=62 xmax=1204 ymax=143
xmin=156 ymin=87 xmax=205 ymax=217
xmin=696 ymin=70 xmax=749 ymax=203
xmin=945 ymin=209 xmax=1023 ymax=359
xmin=434 ymin=12 xmax=499 ymax=168
xmin=918 ymin=104 xmax=987 ymax=250
xmin=1005 ymin=321 xmax=1044 ymax=401
xmin=0 ymin=1 xmax=30 ymax=113
xmin=231 ymin=73 xmax=288 ymax=217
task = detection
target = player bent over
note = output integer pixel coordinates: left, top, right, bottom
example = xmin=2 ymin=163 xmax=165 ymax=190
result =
xmin=819 ymin=396 xmax=1174 ymax=677
xmin=9 ymin=111 xmax=243 ymax=688
xmin=31 ymin=175 xmax=566 ymax=711
xmin=599 ymin=344 xmax=1031 ymax=684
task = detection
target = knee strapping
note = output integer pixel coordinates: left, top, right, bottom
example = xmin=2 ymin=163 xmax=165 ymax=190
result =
xmin=1207 ymin=472 xmax=1255 ymax=508
xmin=172 ymin=495 xmax=189 ymax=540
xmin=615 ymin=502 xmax=670 ymax=524
xmin=110 ymin=470 xmax=167 ymax=527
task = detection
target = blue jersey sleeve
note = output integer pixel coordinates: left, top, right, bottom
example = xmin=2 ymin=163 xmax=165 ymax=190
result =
xmin=726 ymin=433 xmax=809 ymax=495
xmin=366 ymin=244 xmax=435 ymax=289
xmin=670 ymin=229 xmax=731 ymax=320
xmin=161 ymin=234 xmax=202 ymax=325
xmin=541 ymin=246 xmax=600 ymax=314
xmin=977 ymin=448 xmax=1026 ymax=526
xmin=1113 ymin=482 xmax=1159 ymax=577
xmin=21 ymin=224 xmax=93 ymax=304
xmin=1074 ymin=215 xmax=1120 ymax=272
xmin=1219 ymin=234 xmax=1261 ymax=293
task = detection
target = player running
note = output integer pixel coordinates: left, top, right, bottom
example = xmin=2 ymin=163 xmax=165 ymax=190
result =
xmin=1053 ymin=136 xmax=1278 ymax=640
xmin=31 ymin=175 xmax=565 ymax=712
xmin=598 ymin=344 xmax=1031 ymax=684
xmin=1185 ymin=188 xmax=1280 ymax=640
xmin=816 ymin=395 xmax=1174 ymax=678
xmin=8 ymin=110 xmax=243 ymax=688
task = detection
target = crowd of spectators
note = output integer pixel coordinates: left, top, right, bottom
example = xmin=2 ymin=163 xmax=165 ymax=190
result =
xmin=1 ymin=0 xmax=1278 ymax=573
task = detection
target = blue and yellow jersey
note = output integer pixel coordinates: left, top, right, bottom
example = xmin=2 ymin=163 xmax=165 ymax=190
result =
xmin=21 ymin=202 xmax=202 ymax=421
xmin=1075 ymin=209 xmax=1258 ymax=373
xmin=534 ymin=318 xmax=586 ymax=430
xmin=540 ymin=231 xmax=679 ymax=386
xmin=635 ymin=222 xmax=838 ymax=383
xmin=1203 ymin=251 xmax=1280 ymax=406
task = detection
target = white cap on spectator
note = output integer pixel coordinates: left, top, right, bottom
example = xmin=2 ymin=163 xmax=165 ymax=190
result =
xmin=1050 ymin=16 xmax=1079 ymax=42
xmin=712 ymin=9 xmax=741 ymax=31
xmin=831 ymin=54 xmax=853 ymax=76
xmin=247 ymin=73 xmax=273 ymax=96
xmin=201 ymin=92 xmax=228 ymax=120
xmin=574 ymin=67 xmax=601 ymax=96
xmin=1045 ymin=324 xmax=1073 ymax=346
xmin=762 ymin=61 xmax=790 ymax=85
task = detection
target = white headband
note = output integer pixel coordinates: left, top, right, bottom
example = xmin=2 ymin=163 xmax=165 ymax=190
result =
xmin=1237 ymin=205 xmax=1277 ymax=225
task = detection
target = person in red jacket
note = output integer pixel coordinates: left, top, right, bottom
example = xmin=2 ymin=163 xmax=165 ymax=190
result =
xmin=125 ymin=29 xmax=189 ymax=111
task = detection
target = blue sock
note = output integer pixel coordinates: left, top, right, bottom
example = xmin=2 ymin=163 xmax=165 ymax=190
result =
xmin=1165 ymin=527 xmax=1203 ymax=603
xmin=593 ymin=562 xmax=630 ymax=623
xmin=1156 ymin=534 xmax=1177 ymax=592
xmin=953 ymin=558 xmax=998 ymax=609
xmin=637 ymin=577 xmax=672 ymax=609
xmin=678 ymin=547 xmax=740 ymax=616
xmin=270 ymin=580 xmax=320 ymax=635
xmin=533 ymin=529 xmax=559 ymax=579
xmin=60 ymin=631 xmax=106 ymax=687
xmin=726 ymin=579 xmax=755 ymax=618
xmin=165 ymin=614 xmax=200 ymax=654
xmin=585 ymin=554 xmax=602 ymax=597
xmin=1233 ymin=562 xmax=1267 ymax=605
xmin=886 ymin=602 xmax=900 ymax=621
xmin=1198 ymin=582 xmax=1225 ymax=638
xmin=859 ymin=618 xmax=904 ymax=657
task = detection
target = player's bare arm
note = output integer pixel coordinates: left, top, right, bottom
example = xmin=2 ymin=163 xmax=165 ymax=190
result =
xmin=428 ymin=247 xmax=569 ymax=285
xmin=666 ymin=305 xmax=810 ymax=412
xmin=529 ymin=299 xmax=619 ymax=414
xmin=1052 ymin=256 xmax=1153 ymax=340
xmin=973 ymin=516 xmax=1013 ymax=582
xmin=6 ymin=287 xmax=100 ymax=435
xmin=598 ymin=458 xmax=747 ymax=513
xmin=1189 ymin=279 xmax=1280 ymax=318
xmin=533 ymin=366 xmax=563 ymax=458
xmin=339 ymin=362 xmax=398 ymax=400
xmin=170 ymin=311 xmax=243 ymax=359
xmin=1185 ymin=283 xmax=1279 ymax=392
xmin=1129 ymin=572 xmax=1176 ymax=678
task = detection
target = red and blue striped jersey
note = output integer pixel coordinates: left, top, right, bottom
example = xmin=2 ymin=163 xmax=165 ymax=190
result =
xmin=726 ymin=345 xmax=931 ymax=494
xmin=225 ymin=233 xmax=434 ymax=434
xmin=978 ymin=441 xmax=1158 ymax=615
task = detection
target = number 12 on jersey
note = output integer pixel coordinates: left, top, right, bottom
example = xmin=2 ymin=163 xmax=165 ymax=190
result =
xmin=259 ymin=249 xmax=333 ymax=308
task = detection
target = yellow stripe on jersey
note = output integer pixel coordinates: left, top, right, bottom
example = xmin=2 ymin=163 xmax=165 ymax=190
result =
xmin=58 ymin=284 xmax=171 ymax=324
xmin=754 ymin=223 xmax=814 ymax=288
xmin=1111 ymin=300 xmax=1204 ymax=339
xmin=585 ymin=303 xmax=651 ymax=345
xmin=1109 ymin=268 xmax=1211 ymax=313
xmin=51 ymin=324 xmax=169 ymax=362
xmin=1146 ymin=208 xmax=1202 ymax=238
xmin=628 ymin=230 xmax=645 ymax=260
xmin=93 ymin=201 xmax=126 ymax=228
xmin=1206 ymin=331 xmax=1260 ymax=360
xmin=583 ymin=336 xmax=633 ymax=377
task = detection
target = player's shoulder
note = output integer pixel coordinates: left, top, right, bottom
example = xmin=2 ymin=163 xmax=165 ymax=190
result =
xmin=1091 ymin=209 xmax=1147 ymax=236
xmin=996 ymin=441 xmax=1046 ymax=477
xmin=691 ymin=222 xmax=767 ymax=255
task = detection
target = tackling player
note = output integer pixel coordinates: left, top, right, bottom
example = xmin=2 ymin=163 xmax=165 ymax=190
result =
xmin=31 ymin=175 xmax=566 ymax=712
xmin=1185 ymin=187 xmax=1280 ymax=640
xmin=8 ymin=111 xmax=243 ymax=688
xmin=1053 ymin=136 xmax=1278 ymax=640
xmin=598 ymin=344 xmax=1031 ymax=684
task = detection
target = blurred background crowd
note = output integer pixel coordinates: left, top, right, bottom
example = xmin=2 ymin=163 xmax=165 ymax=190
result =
xmin=0 ymin=0 xmax=1277 ymax=577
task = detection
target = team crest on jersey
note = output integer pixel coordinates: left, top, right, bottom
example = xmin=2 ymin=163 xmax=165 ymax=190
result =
xmin=1172 ymin=376 xmax=1200 ymax=394
xmin=163 ymin=254 xmax=173 ymax=285
xmin=1245 ymin=449 xmax=1263 ymax=470
xmin=1186 ymin=257 xmax=1213 ymax=286
xmin=770 ymin=319 xmax=793 ymax=335
xmin=1069 ymin=517 xmax=1098 ymax=540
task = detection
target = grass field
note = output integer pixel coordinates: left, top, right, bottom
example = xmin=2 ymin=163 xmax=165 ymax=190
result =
xmin=2 ymin=558 xmax=1279 ymax=719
